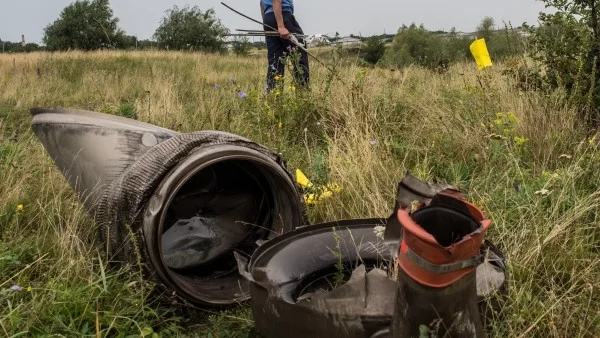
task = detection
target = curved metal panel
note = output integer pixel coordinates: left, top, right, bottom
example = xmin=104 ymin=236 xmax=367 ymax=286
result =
xmin=30 ymin=107 xmax=177 ymax=213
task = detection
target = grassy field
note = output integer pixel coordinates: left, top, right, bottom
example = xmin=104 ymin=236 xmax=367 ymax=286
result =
xmin=0 ymin=50 xmax=599 ymax=337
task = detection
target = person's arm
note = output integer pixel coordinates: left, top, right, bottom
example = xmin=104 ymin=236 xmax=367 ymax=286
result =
xmin=272 ymin=0 xmax=290 ymax=39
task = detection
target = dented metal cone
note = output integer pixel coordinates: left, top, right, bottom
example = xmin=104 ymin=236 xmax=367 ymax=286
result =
xmin=30 ymin=107 xmax=177 ymax=214
xmin=30 ymin=107 xmax=306 ymax=306
xmin=390 ymin=189 xmax=492 ymax=337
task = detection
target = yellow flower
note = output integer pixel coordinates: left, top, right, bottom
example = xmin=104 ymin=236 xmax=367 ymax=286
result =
xmin=274 ymin=75 xmax=281 ymax=81
xmin=275 ymin=90 xmax=281 ymax=96
xmin=514 ymin=136 xmax=528 ymax=147
xmin=289 ymin=85 xmax=296 ymax=92
xmin=17 ymin=204 xmax=23 ymax=212
xmin=278 ymin=121 xmax=283 ymax=128
xmin=588 ymin=136 xmax=596 ymax=145
xmin=26 ymin=286 xmax=32 ymax=292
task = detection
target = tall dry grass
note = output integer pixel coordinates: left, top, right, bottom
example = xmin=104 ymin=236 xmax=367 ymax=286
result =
xmin=0 ymin=50 xmax=598 ymax=337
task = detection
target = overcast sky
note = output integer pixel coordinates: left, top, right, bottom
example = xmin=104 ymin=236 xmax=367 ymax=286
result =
xmin=1 ymin=0 xmax=547 ymax=44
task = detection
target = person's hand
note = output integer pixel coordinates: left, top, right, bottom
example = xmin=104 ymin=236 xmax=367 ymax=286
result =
xmin=278 ymin=26 xmax=290 ymax=39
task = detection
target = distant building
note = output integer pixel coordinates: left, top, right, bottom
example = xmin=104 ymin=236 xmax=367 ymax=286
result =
xmin=334 ymin=36 xmax=362 ymax=47
xmin=515 ymin=29 xmax=531 ymax=37
xmin=453 ymin=31 xmax=477 ymax=39
xmin=306 ymin=34 xmax=330 ymax=47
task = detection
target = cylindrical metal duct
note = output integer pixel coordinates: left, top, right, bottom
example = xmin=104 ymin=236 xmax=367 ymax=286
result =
xmin=30 ymin=107 xmax=306 ymax=306
xmin=390 ymin=191 xmax=491 ymax=338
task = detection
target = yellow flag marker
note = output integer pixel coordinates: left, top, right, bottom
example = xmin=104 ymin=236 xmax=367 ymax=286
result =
xmin=470 ymin=38 xmax=493 ymax=70
xmin=296 ymin=169 xmax=313 ymax=188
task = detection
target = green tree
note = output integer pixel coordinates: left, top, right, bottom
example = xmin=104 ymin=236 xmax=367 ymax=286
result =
xmin=476 ymin=17 xmax=496 ymax=42
xmin=445 ymin=28 xmax=472 ymax=62
xmin=383 ymin=24 xmax=446 ymax=69
xmin=1 ymin=39 xmax=42 ymax=53
xmin=475 ymin=17 xmax=525 ymax=61
xmin=43 ymin=0 xmax=124 ymax=51
xmin=527 ymin=0 xmax=600 ymax=124
xmin=116 ymin=35 xmax=138 ymax=50
xmin=232 ymin=36 xmax=251 ymax=56
xmin=360 ymin=36 xmax=386 ymax=65
xmin=153 ymin=6 xmax=229 ymax=52
xmin=252 ymin=41 xmax=267 ymax=50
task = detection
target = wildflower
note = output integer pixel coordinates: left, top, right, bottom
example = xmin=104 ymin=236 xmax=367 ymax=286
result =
xmin=230 ymin=77 xmax=236 ymax=84
xmin=274 ymin=75 xmax=281 ymax=81
xmin=316 ymin=122 xmax=322 ymax=126
xmin=289 ymin=85 xmax=296 ymax=92
xmin=214 ymin=84 xmax=220 ymax=90
xmin=370 ymin=140 xmax=377 ymax=146
xmin=238 ymin=91 xmax=247 ymax=99
xmin=278 ymin=121 xmax=283 ymax=128
xmin=26 ymin=286 xmax=32 ymax=292
xmin=16 ymin=204 xmax=23 ymax=212
xmin=274 ymin=90 xmax=281 ymax=96
xmin=513 ymin=136 xmax=528 ymax=147
xmin=588 ymin=136 xmax=596 ymax=145
xmin=10 ymin=285 xmax=22 ymax=292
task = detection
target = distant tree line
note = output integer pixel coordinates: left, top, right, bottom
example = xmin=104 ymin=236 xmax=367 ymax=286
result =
xmin=1 ymin=0 xmax=528 ymax=64
xmin=0 ymin=39 xmax=42 ymax=53
xmin=0 ymin=0 xmax=231 ymax=53
xmin=359 ymin=17 xmax=528 ymax=68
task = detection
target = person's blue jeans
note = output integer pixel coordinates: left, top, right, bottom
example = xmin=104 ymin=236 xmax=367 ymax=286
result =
xmin=262 ymin=11 xmax=309 ymax=90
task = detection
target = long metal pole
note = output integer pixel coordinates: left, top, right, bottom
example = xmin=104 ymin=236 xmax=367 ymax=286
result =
xmin=220 ymin=1 xmax=346 ymax=85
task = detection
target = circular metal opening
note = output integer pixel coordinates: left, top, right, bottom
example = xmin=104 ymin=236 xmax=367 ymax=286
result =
xmin=143 ymin=145 xmax=302 ymax=306
xmin=293 ymin=258 xmax=389 ymax=302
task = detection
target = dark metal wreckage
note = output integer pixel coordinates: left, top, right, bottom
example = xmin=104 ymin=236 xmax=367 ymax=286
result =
xmin=31 ymin=107 xmax=507 ymax=337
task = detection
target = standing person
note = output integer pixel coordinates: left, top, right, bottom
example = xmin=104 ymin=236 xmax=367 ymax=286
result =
xmin=260 ymin=0 xmax=309 ymax=91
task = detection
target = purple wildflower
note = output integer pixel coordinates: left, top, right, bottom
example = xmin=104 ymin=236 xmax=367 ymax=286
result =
xmin=238 ymin=91 xmax=248 ymax=99
xmin=10 ymin=285 xmax=22 ymax=292
xmin=230 ymin=77 xmax=236 ymax=84
xmin=214 ymin=84 xmax=220 ymax=90
xmin=369 ymin=140 xmax=377 ymax=146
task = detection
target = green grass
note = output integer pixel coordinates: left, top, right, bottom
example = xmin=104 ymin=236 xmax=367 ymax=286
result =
xmin=0 ymin=50 xmax=599 ymax=337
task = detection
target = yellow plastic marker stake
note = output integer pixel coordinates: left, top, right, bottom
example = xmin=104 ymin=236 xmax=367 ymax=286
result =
xmin=296 ymin=169 xmax=313 ymax=188
xmin=470 ymin=38 xmax=493 ymax=71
